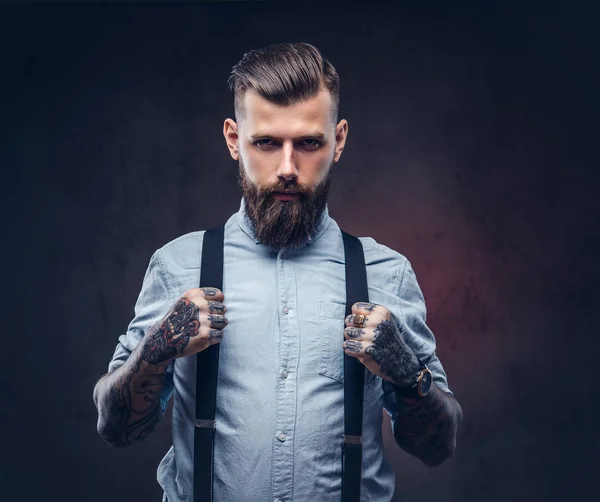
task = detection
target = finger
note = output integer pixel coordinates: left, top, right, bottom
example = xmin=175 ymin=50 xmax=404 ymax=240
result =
xmin=206 ymin=314 xmax=228 ymax=329
xmin=344 ymin=327 xmax=366 ymax=340
xmin=207 ymin=328 xmax=224 ymax=344
xmin=199 ymin=287 xmax=224 ymax=301
xmin=343 ymin=340 xmax=363 ymax=356
xmin=345 ymin=313 xmax=368 ymax=328
xmin=188 ymin=326 xmax=223 ymax=351
xmin=352 ymin=302 xmax=378 ymax=314
xmin=207 ymin=301 xmax=227 ymax=314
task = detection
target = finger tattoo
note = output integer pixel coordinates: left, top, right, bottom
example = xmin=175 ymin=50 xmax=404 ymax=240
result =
xmin=208 ymin=314 xmax=227 ymax=327
xmin=208 ymin=301 xmax=225 ymax=314
xmin=346 ymin=328 xmax=364 ymax=339
xmin=354 ymin=302 xmax=377 ymax=312
xmin=201 ymin=287 xmax=218 ymax=297
xmin=208 ymin=329 xmax=223 ymax=340
xmin=344 ymin=340 xmax=363 ymax=353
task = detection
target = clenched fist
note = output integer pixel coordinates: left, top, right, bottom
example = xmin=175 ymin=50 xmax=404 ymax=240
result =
xmin=140 ymin=287 xmax=228 ymax=365
xmin=342 ymin=302 xmax=421 ymax=386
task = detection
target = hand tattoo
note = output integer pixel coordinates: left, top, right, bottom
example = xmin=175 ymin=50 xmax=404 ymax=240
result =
xmin=201 ymin=287 xmax=218 ymax=297
xmin=141 ymin=297 xmax=201 ymax=365
xmin=368 ymin=320 xmax=421 ymax=386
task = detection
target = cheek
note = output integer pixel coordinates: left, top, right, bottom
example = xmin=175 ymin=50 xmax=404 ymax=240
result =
xmin=241 ymin=151 xmax=269 ymax=184
xmin=306 ymin=153 xmax=334 ymax=184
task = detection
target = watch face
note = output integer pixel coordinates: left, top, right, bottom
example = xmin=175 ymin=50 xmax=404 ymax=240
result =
xmin=418 ymin=369 xmax=433 ymax=396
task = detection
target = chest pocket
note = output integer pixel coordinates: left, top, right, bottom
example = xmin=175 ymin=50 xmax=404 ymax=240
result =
xmin=317 ymin=300 xmax=347 ymax=383
xmin=317 ymin=300 xmax=379 ymax=387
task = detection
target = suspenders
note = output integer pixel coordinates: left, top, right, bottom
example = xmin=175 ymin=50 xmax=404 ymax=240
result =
xmin=194 ymin=225 xmax=368 ymax=502
xmin=340 ymin=230 xmax=368 ymax=502
xmin=194 ymin=224 xmax=225 ymax=502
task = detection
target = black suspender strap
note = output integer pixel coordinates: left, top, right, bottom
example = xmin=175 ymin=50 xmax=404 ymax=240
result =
xmin=341 ymin=230 xmax=368 ymax=502
xmin=194 ymin=224 xmax=225 ymax=502
xmin=193 ymin=225 xmax=367 ymax=502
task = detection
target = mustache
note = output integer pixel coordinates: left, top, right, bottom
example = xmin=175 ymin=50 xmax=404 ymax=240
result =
xmin=260 ymin=181 xmax=310 ymax=196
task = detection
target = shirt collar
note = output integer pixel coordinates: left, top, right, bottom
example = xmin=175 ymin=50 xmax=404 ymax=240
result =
xmin=236 ymin=197 xmax=331 ymax=247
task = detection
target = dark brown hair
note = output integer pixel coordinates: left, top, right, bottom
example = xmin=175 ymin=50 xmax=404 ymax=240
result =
xmin=227 ymin=42 xmax=340 ymax=123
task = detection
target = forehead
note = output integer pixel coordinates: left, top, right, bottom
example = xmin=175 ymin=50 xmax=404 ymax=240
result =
xmin=240 ymin=88 xmax=334 ymax=136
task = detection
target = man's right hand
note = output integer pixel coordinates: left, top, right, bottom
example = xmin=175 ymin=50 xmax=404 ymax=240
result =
xmin=140 ymin=287 xmax=228 ymax=365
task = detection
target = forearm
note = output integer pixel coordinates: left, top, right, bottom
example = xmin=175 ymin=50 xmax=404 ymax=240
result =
xmin=392 ymin=383 xmax=462 ymax=466
xmin=93 ymin=339 xmax=171 ymax=448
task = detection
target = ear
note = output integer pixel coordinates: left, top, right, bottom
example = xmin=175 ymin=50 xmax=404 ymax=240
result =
xmin=223 ymin=118 xmax=239 ymax=160
xmin=333 ymin=119 xmax=348 ymax=163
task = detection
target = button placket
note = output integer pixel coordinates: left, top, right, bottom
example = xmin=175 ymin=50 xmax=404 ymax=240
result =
xmin=273 ymin=250 xmax=297 ymax=502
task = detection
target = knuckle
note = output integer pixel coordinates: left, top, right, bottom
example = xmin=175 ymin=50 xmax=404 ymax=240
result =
xmin=183 ymin=287 xmax=204 ymax=297
xmin=181 ymin=289 xmax=195 ymax=300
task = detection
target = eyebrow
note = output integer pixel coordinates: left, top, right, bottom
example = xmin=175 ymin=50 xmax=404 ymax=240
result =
xmin=249 ymin=132 xmax=327 ymax=141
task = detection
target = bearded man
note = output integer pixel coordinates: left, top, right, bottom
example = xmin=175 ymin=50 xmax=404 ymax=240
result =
xmin=93 ymin=42 xmax=462 ymax=502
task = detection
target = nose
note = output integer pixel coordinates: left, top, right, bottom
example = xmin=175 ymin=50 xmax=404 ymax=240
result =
xmin=276 ymin=142 xmax=298 ymax=182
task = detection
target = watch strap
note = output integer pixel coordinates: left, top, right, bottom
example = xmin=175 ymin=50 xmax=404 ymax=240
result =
xmin=394 ymin=364 xmax=431 ymax=398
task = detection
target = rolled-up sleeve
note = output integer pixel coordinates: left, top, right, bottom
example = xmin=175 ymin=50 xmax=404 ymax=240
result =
xmin=383 ymin=258 xmax=453 ymax=421
xmin=107 ymin=248 xmax=175 ymax=413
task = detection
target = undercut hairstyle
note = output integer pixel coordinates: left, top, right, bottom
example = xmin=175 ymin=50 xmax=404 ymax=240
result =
xmin=227 ymin=42 xmax=340 ymax=124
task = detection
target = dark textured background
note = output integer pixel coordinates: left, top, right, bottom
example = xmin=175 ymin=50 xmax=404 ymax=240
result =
xmin=1 ymin=2 xmax=598 ymax=501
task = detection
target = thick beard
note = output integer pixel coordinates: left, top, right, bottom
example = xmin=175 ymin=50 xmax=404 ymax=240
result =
xmin=238 ymin=160 xmax=332 ymax=251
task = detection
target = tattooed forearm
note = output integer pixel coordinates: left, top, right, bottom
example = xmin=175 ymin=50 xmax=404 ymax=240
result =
xmin=392 ymin=384 xmax=462 ymax=466
xmin=365 ymin=319 xmax=461 ymax=465
xmin=94 ymin=300 xmax=199 ymax=448
xmin=94 ymin=348 xmax=169 ymax=448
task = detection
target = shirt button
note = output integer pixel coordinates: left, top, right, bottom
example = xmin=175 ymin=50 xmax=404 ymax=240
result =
xmin=283 ymin=306 xmax=289 ymax=314
xmin=277 ymin=432 xmax=287 ymax=442
xmin=281 ymin=369 xmax=289 ymax=379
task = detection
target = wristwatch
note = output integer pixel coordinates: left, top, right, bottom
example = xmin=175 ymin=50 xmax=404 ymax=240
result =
xmin=395 ymin=364 xmax=433 ymax=398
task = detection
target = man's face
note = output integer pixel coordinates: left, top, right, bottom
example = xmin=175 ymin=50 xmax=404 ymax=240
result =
xmin=224 ymin=88 xmax=348 ymax=250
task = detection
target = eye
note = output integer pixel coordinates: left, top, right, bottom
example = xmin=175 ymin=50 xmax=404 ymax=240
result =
xmin=254 ymin=139 xmax=278 ymax=149
xmin=299 ymin=139 xmax=322 ymax=150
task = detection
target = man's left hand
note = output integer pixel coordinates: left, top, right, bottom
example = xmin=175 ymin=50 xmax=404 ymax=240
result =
xmin=343 ymin=302 xmax=422 ymax=387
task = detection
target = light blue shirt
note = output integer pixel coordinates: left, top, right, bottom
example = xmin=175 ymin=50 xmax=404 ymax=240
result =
xmin=108 ymin=199 xmax=452 ymax=502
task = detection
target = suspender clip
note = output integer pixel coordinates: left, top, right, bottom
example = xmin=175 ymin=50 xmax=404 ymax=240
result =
xmin=343 ymin=434 xmax=362 ymax=445
xmin=195 ymin=419 xmax=216 ymax=429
